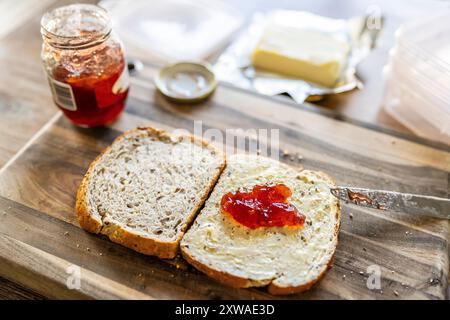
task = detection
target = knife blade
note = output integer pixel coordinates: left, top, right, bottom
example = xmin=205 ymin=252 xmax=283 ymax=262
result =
xmin=330 ymin=187 xmax=450 ymax=219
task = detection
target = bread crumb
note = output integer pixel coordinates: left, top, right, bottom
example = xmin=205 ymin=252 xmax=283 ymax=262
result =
xmin=86 ymin=247 xmax=91 ymax=252
xmin=359 ymin=271 xmax=364 ymax=275
xmin=64 ymin=231 xmax=69 ymax=236
xmin=349 ymin=213 xmax=353 ymax=220
xmin=282 ymin=149 xmax=289 ymax=157
xmin=76 ymin=244 xmax=80 ymax=248
xmin=342 ymin=275 xmax=346 ymax=279
xmin=394 ymin=290 xmax=399 ymax=296
xmin=297 ymin=154 xmax=303 ymax=160
xmin=99 ymin=252 xmax=103 ymax=256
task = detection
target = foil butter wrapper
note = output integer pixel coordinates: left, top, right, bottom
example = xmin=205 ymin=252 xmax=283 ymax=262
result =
xmin=214 ymin=11 xmax=383 ymax=103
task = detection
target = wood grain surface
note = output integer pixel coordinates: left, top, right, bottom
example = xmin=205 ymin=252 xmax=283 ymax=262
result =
xmin=0 ymin=277 xmax=46 ymax=300
xmin=0 ymin=0 xmax=448 ymax=300
xmin=0 ymin=63 xmax=448 ymax=300
xmin=0 ymin=0 xmax=419 ymax=170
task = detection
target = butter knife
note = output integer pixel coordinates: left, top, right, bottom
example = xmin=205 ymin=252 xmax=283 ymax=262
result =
xmin=330 ymin=187 xmax=450 ymax=219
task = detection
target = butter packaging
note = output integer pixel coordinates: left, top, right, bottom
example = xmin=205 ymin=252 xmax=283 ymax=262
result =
xmin=214 ymin=10 xmax=382 ymax=103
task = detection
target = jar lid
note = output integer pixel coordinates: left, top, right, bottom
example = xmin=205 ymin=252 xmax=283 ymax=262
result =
xmin=154 ymin=62 xmax=217 ymax=103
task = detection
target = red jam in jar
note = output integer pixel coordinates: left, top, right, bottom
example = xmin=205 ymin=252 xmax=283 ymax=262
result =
xmin=41 ymin=4 xmax=129 ymax=127
xmin=220 ymin=184 xmax=305 ymax=229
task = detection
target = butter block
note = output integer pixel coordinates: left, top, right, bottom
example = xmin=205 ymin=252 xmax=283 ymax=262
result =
xmin=252 ymin=22 xmax=350 ymax=87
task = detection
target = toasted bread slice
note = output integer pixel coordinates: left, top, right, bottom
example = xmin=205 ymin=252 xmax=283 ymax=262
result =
xmin=180 ymin=154 xmax=340 ymax=295
xmin=76 ymin=127 xmax=225 ymax=259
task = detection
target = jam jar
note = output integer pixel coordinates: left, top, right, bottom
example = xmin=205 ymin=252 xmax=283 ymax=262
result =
xmin=41 ymin=4 xmax=129 ymax=127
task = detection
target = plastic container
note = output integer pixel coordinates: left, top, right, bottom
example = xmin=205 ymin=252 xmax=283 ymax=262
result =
xmin=396 ymin=13 xmax=450 ymax=73
xmin=99 ymin=0 xmax=243 ymax=61
xmin=382 ymin=11 xmax=450 ymax=145
xmin=389 ymin=48 xmax=450 ymax=102
xmin=388 ymin=55 xmax=450 ymax=120
xmin=383 ymin=68 xmax=450 ymax=143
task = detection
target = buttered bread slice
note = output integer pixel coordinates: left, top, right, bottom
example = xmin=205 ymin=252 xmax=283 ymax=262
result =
xmin=180 ymin=154 xmax=340 ymax=295
xmin=76 ymin=127 xmax=225 ymax=259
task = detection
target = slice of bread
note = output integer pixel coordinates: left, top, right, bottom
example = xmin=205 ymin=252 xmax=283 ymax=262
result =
xmin=76 ymin=127 xmax=226 ymax=259
xmin=180 ymin=154 xmax=340 ymax=295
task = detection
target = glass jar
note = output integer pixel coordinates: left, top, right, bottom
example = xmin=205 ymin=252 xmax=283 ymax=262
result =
xmin=41 ymin=4 xmax=129 ymax=127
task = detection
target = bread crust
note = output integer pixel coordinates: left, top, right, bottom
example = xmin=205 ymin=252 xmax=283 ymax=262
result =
xmin=75 ymin=127 xmax=226 ymax=259
xmin=180 ymin=168 xmax=341 ymax=295
xmin=181 ymin=247 xmax=260 ymax=288
xmin=101 ymin=222 xmax=179 ymax=259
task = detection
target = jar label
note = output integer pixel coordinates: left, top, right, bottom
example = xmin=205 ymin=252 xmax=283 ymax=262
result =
xmin=112 ymin=66 xmax=130 ymax=95
xmin=95 ymin=66 xmax=130 ymax=109
xmin=48 ymin=77 xmax=77 ymax=111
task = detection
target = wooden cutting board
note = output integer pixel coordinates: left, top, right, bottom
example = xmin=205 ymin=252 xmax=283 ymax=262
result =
xmin=0 ymin=63 xmax=449 ymax=300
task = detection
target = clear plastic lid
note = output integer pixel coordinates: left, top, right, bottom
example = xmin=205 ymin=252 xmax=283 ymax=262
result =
xmin=390 ymin=46 xmax=450 ymax=89
xmin=395 ymin=11 xmax=450 ymax=74
xmin=99 ymin=0 xmax=243 ymax=61
xmin=383 ymin=67 xmax=450 ymax=143
xmin=389 ymin=50 xmax=450 ymax=104
xmin=389 ymin=62 xmax=450 ymax=130
xmin=382 ymin=10 xmax=450 ymax=144
xmin=383 ymin=66 xmax=450 ymax=136
xmin=391 ymin=42 xmax=450 ymax=87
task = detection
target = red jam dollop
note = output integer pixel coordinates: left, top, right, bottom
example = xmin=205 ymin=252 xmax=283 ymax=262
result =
xmin=220 ymin=184 xmax=305 ymax=229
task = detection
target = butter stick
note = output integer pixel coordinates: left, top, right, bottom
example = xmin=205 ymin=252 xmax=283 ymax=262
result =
xmin=252 ymin=22 xmax=350 ymax=87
